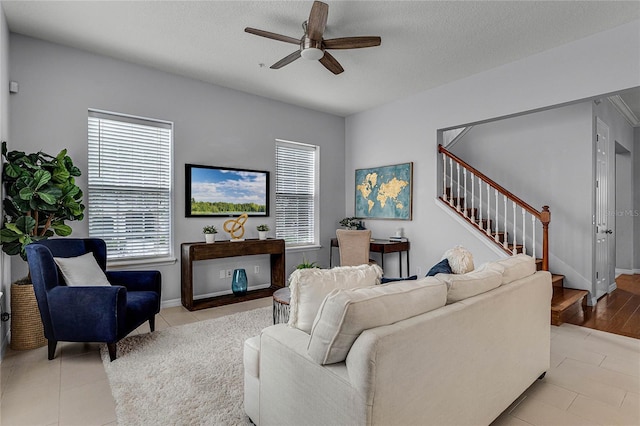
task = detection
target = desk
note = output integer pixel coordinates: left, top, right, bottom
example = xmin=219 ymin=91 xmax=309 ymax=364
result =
xmin=181 ymin=239 xmax=285 ymax=311
xmin=330 ymin=238 xmax=410 ymax=276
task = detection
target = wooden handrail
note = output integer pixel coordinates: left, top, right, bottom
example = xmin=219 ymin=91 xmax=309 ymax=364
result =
xmin=439 ymin=144 xmax=542 ymax=219
xmin=439 ymin=144 xmax=550 ymax=271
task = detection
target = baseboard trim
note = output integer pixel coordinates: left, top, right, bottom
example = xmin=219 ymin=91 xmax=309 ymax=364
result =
xmin=615 ymin=268 xmax=640 ymax=276
xmin=608 ymin=283 xmax=618 ymax=293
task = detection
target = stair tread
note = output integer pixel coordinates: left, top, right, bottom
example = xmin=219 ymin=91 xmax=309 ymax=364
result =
xmin=551 ymin=287 xmax=588 ymax=312
xmin=551 ymin=274 xmax=564 ymax=287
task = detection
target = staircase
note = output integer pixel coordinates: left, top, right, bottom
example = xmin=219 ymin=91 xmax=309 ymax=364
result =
xmin=439 ymin=145 xmax=588 ymax=325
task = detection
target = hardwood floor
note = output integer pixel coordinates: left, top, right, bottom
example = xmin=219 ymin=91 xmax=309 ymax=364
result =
xmin=565 ymin=274 xmax=640 ymax=339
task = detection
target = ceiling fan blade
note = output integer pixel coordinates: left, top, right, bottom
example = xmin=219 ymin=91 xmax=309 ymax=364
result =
xmin=245 ymin=27 xmax=300 ymax=45
xmin=271 ymin=50 xmax=302 ymax=69
xmin=323 ymin=36 xmax=382 ymax=50
xmin=307 ymin=1 xmax=328 ymax=40
xmin=319 ymin=51 xmax=344 ymax=75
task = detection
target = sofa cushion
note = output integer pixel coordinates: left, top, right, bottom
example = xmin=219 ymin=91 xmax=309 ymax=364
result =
xmin=307 ymin=277 xmax=446 ymax=365
xmin=442 ymin=245 xmax=474 ymax=274
xmin=288 ymin=264 xmax=383 ymax=334
xmin=494 ymin=254 xmax=536 ymax=285
xmin=435 ymin=267 xmax=502 ymax=304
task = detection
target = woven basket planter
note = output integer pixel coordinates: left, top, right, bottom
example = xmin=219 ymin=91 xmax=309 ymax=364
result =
xmin=10 ymin=282 xmax=46 ymax=350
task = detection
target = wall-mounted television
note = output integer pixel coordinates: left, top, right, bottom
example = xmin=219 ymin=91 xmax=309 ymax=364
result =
xmin=185 ymin=164 xmax=269 ymax=217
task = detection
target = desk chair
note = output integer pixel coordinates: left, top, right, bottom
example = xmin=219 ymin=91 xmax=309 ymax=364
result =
xmin=336 ymin=229 xmax=372 ymax=266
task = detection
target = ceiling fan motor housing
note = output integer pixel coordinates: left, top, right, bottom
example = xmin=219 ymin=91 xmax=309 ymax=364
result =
xmin=301 ymin=37 xmax=324 ymax=60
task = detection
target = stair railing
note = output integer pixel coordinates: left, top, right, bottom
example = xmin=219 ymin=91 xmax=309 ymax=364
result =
xmin=438 ymin=144 xmax=550 ymax=271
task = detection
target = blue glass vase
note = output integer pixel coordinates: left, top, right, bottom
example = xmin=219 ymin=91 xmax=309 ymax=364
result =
xmin=231 ymin=268 xmax=247 ymax=296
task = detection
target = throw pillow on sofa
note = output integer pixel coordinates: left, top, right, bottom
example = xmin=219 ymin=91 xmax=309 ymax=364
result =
xmin=442 ymin=245 xmax=474 ymax=274
xmin=426 ymin=258 xmax=452 ymax=276
xmin=380 ymin=275 xmax=418 ymax=284
xmin=307 ymin=277 xmax=447 ymax=365
xmin=288 ymin=264 xmax=383 ymax=333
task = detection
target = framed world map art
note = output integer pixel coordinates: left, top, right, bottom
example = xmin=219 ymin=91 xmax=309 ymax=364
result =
xmin=354 ymin=162 xmax=413 ymax=220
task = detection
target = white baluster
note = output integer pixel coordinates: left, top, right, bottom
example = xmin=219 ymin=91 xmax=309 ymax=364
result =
xmin=512 ymin=202 xmax=517 ymax=255
xmin=463 ymin=168 xmax=468 ymax=217
xmin=521 ymin=208 xmax=526 ymax=255
xmin=471 ymin=174 xmax=475 ymax=222
xmin=495 ymin=189 xmax=499 ymax=240
xmin=456 ymin=163 xmax=461 ymax=212
xmin=442 ymin=154 xmax=447 ymax=202
xmin=478 ymin=177 xmax=483 ymax=228
xmin=486 ymin=183 xmax=491 ymax=235
xmin=501 ymin=196 xmax=507 ymax=246
xmin=532 ymin=214 xmax=536 ymax=258
xmin=449 ymin=158 xmax=454 ymax=207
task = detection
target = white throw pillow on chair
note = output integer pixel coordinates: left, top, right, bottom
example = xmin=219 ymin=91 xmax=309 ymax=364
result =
xmin=53 ymin=252 xmax=111 ymax=287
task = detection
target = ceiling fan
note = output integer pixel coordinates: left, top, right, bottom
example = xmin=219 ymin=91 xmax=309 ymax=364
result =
xmin=245 ymin=1 xmax=381 ymax=75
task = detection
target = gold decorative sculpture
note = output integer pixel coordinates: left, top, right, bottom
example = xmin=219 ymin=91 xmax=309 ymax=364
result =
xmin=224 ymin=213 xmax=248 ymax=241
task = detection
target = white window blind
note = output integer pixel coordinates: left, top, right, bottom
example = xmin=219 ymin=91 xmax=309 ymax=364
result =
xmin=275 ymin=140 xmax=319 ymax=247
xmin=88 ymin=110 xmax=173 ymax=262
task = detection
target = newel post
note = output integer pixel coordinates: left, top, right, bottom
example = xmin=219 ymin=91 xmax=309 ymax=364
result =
xmin=540 ymin=206 xmax=551 ymax=271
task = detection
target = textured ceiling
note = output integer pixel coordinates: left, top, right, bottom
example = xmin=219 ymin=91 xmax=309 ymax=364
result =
xmin=3 ymin=1 xmax=640 ymax=116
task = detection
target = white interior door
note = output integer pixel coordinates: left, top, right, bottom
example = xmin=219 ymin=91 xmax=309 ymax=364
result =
xmin=595 ymin=118 xmax=612 ymax=299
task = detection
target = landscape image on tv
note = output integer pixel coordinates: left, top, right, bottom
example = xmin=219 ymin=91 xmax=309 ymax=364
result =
xmin=186 ymin=164 xmax=269 ymax=217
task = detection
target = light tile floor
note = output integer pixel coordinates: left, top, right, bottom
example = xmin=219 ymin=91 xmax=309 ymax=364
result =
xmin=492 ymin=323 xmax=640 ymax=426
xmin=1 ymin=298 xmax=638 ymax=426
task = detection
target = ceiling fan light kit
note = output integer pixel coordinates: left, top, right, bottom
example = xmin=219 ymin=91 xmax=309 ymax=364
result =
xmin=301 ymin=48 xmax=324 ymax=61
xmin=245 ymin=1 xmax=381 ymax=75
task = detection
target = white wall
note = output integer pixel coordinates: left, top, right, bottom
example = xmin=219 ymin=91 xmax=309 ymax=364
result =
xmin=8 ymin=34 xmax=346 ymax=304
xmin=449 ymin=102 xmax=594 ymax=292
xmin=346 ymin=21 xmax=640 ymax=288
xmin=0 ymin=1 xmax=10 ymax=358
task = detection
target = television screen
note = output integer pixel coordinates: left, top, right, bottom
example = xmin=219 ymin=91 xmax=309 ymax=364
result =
xmin=185 ymin=164 xmax=269 ymax=217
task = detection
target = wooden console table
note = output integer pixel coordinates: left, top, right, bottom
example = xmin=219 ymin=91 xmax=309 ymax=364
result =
xmin=329 ymin=238 xmax=410 ymax=276
xmin=181 ymin=239 xmax=285 ymax=311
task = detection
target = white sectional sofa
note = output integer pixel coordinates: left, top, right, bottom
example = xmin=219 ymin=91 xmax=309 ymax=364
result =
xmin=244 ymin=255 xmax=552 ymax=426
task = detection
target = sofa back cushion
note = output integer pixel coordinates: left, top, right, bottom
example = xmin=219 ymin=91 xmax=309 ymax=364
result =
xmin=494 ymin=254 xmax=536 ymax=285
xmin=435 ymin=267 xmax=503 ymax=304
xmin=288 ymin=264 xmax=383 ymax=334
xmin=307 ymin=277 xmax=446 ymax=365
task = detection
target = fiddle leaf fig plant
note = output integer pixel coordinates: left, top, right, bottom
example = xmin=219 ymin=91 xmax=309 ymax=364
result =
xmin=1 ymin=141 xmax=85 ymax=260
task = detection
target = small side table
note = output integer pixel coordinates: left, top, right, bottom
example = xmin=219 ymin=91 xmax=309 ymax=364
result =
xmin=273 ymin=287 xmax=291 ymax=324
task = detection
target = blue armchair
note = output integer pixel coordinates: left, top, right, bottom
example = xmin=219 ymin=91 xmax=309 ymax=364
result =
xmin=25 ymin=238 xmax=161 ymax=361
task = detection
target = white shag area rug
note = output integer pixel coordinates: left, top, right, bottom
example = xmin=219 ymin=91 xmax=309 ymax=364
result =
xmin=101 ymin=306 xmax=272 ymax=425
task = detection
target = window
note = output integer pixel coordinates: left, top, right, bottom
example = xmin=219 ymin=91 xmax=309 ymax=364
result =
xmin=275 ymin=140 xmax=319 ymax=248
xmin=88 ymin=110 xmax=173 ymax=263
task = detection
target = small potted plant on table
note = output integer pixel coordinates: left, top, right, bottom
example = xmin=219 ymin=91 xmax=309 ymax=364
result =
xmin=339 ymin=217 xmax=364 ymax=230
xmin=256 ymin=224 xmax=269 ymax=240
xmin=203 ymin=225 xmax=218 ymax=243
